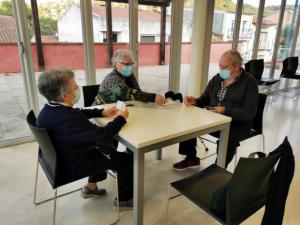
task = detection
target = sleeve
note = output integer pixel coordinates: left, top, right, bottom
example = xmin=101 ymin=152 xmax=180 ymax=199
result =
xmin=114 ymin=74 xmax=156 ymax=103
xmin=76 ymin=108 xmax=104 ymax=119
xmin=195 ymin=79 xmax=214 ymax=107
xmin=122 ymin=75 xmax=156 ymax=102
xmin=64 ymin=112 xmax=126 ymax=144
xmin=224 ymin=78 xmax=259 ymax=121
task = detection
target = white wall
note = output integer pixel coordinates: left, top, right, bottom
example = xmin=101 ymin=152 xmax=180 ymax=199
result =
xmin=58 ymin=4 xmax=83 ymax=42
xmin=58 ymin=4 xmax=188 ymax=43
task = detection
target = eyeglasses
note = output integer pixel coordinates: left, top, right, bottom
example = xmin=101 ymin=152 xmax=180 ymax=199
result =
xmin=119 ymin=61 xmax=136 ymax=66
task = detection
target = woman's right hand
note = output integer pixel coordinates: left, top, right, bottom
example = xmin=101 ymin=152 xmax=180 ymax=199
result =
xmin=118 ymin=108 xmax=129 ymax=119
xmin=155 ymin=94 xmax=166 ymax=105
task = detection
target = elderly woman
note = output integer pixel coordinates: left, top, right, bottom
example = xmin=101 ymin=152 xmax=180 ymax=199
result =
xmin=93 ymin=49 xmax=166 ymax=105
xmin=37 ymin=68 xmax=133 ymax=209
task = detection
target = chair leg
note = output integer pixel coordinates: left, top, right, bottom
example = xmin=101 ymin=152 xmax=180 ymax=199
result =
xmin=156 ymin=149 xmax=162 ymax=160
xmin=165 ymin=185 xmax=171 ymax=225
xmin=107 ymin=170 xmax=120 ymax=225
xmin=234 ymin=151 xmax=237 ymax=170
xmin=262 ymin=134 xmax=265 ymax=153
xmin=53 ymin=189 xmax=57 ymax=225
xmin=33 ymin=159 xmax=39 ymax=205
xmin=115 ymin=172 xmax=120 ymax=219
xmin=200 ymin=138 xmax=209 ymax=151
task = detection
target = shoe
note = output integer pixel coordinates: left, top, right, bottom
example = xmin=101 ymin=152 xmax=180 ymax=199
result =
xmin=80 ymin=186 xmax=106 ymax=199
xmin=113 ymin=198 xmax=133 ymax=211
xmin=172 ymin=157 xmax=200 ymax=171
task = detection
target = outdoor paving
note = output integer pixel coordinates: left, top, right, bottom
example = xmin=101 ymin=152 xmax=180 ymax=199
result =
xmin=0 ymin=63 xmax=284 ymax=144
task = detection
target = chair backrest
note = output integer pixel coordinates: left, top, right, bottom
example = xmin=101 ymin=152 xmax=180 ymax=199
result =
xmin=226 ymin=154 xmax=280 ymax=225
xmin=281 ymin=56 xmax=298 ymax=76
xmin=245 ymin=59 xmax=264 ymax=81
xmin=82 ymin=84 xmax=100 ymax=107
xmin=26 ymin=110 xmax=58 ymax=188
xmin=252 ymin=93 xmax=267 ymax=134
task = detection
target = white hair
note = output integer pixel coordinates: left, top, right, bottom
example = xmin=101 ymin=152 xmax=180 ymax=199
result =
xmin=111 ymin=49 xmax=133 ymax=64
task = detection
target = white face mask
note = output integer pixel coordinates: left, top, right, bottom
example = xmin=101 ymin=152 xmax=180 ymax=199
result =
xmin=74 ymin=88 xmax=81 ymax=104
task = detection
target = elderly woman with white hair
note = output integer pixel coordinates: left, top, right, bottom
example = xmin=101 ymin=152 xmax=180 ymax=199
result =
xmin=93 ymin=49 xmax=166 ymax=105
xmin=37 ymin=68 xmax=133 ymax=209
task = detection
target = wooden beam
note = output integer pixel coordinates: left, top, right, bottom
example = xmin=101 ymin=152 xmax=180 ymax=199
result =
xmin=159 ymin=6 xmax=166 ymax=65
xmin=31 ymin=0 xmax=45 ymax=71
xmin=106 ymin=0 xmax=113 ymax=66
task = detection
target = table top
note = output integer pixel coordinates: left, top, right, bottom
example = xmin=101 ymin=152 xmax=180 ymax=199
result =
xmin=92 ymin=101 xmax=231 ymax=149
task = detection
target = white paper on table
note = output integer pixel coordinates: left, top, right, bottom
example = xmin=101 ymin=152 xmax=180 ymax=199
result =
xmin=116 ymin=100 xmax=126 ymax=110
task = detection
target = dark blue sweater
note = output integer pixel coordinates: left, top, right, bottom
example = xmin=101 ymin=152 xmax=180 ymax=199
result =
xmin=37 ymin=104 xmax=126 ymax=166
xmin=196 ymin=69 xmax=258 ymax=128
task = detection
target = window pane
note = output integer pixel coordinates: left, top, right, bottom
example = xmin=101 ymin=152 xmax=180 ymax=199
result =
xmin=0 ymin=0 xmax=31 ymax=144
xmin=209 ymin=0 xmax=238 ymax=79
xmin=33 ymin=0 xmax=85 ymax=108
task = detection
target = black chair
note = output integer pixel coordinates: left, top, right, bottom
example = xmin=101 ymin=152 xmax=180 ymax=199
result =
xmin=165 ymin=152 xmax=280 ymax=225
xmin=26 ymin=111 xmax=119 ymax=225
xmin=280 ymin=56 xmax=300 ymax=79
xmin=245 ymin=59 xmax=280 ymax=86
xmin=233 ymin=93 xmax=267 ymax=166
xmin=279 ymin=57 xmax=300 ymax=95
xmin=82 ymin=84 xmax=100 ymax=107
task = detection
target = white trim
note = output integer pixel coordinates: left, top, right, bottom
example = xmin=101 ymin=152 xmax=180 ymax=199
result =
xmin=169 ymin=0 xmax=184 ymax=92
xmin=270 ymin=0 xmax=287 ymax=78
xmin=129 ymin=0 xmax=139 ymax=79
xmin=80 ymin=0 xmax=96 ymax=85
xmin=252 ymin=0 xmax=266 ymax=59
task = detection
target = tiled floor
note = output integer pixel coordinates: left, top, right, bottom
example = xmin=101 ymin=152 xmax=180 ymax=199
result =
xmin=0 ymin=92 xmax=299 ymax=225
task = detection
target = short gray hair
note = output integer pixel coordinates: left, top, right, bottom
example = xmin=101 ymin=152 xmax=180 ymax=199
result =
xmin=224 ymin=50 xmax=243 ymax=67
xmin=38 ymin=68 xmax=74 ymax=102
xmin=111 ymin=49 xmax=133 ymax=64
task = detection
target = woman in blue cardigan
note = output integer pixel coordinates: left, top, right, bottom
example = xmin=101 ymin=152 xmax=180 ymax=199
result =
xmin=37 ymin=68 xmax=133 ymax=209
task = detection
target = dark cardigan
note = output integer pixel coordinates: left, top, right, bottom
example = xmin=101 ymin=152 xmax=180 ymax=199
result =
xmin=196 ymin=68 xmax=259 ymax=128
xmin=37 ymin=103 xmax=126 ymax=166
xmin=93 ymin=69 xmax=156 ymax=105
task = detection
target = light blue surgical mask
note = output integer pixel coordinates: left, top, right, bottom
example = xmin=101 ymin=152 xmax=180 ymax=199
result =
xmin=121 ymin=65 xmax=133 ymax=77
xmin=74 ymin=88 xmax=81 ymax=103
xmin=219 ymin=70 xmax=232 ymax=80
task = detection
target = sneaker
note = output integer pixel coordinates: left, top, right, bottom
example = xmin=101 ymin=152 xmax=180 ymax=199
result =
xmin=172 ymin=157 xmax=200 ymax=171
xmin=80 ymin=186 xmax=106 ymax=199
xmin=113 ymin=198 xmax=133 ymax=211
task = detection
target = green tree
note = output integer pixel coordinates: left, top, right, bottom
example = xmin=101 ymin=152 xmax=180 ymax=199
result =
xmin=39 ymin=17 xmax=57 ymax=36
xmin=0 ymin=0 xmax=33 ymax=37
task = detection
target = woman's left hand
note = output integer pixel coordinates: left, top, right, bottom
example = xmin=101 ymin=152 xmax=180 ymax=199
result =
xmin=103 ymin=106 xmax=118 ymax=117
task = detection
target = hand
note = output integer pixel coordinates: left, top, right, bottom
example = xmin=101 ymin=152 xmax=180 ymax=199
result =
xmin=211 ymin=106 xmax=225 ymax=114
xmin=103 ymin=106 xmax=118 ymax=117
xmin=184 ymin=96 xmax=196 ymax=106
xmin=155 ymin=94 xmax=166 ymax=105
xmin=118 ymin=108 xmax=129 ymax=119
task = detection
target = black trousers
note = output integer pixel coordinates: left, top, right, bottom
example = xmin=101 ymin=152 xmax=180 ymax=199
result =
xmin=65 ymin=150 xmax=133 ymax=201
xmin=179 ymin=124 xmax=250 ymax=168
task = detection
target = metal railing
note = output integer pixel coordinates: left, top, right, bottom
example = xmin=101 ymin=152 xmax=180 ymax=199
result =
xmin=227 ymin=28 xmax=253 ymax=39
xmin=258 ymin=40 xmax=269 ymax=50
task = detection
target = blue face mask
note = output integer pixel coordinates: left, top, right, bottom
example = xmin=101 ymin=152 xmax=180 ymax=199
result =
xmin=121 ymin=65 xmax=133 ymax=77
xmin=219 ymin=70 xmax=232 ymax=80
